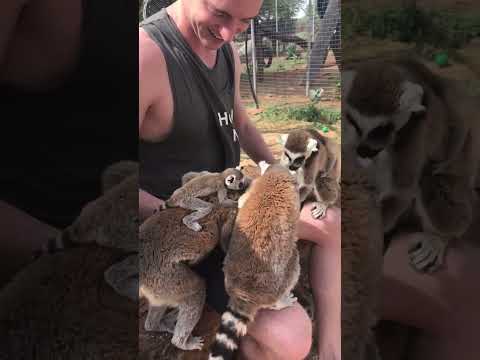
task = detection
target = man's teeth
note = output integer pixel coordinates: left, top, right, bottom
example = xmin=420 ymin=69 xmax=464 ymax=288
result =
xmin=209 ymin=28 xmax=222 ymax=40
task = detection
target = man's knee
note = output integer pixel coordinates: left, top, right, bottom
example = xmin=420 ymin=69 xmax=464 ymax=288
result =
xmin=240 ymin=303 xmax=312 ymax=360
xmin=298 ymin=204 xmax=341 ymax=247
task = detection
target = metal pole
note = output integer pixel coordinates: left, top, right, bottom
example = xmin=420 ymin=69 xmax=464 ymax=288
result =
xmin=306 ymin=40 xmax=310 ymax=96
xmin=275 ymin=0 xmax=279 ymax=57
xmin=250 ymin=19 xmax=257 ymax=95
xmin=312 ymin=0 xmax=315 ymax=42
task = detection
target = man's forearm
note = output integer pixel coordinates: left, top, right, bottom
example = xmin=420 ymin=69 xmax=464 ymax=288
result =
xmin=237 ymin=120 xmax=275 ymax=164
xmin=139 ymin=188 xmax=164 ymax=222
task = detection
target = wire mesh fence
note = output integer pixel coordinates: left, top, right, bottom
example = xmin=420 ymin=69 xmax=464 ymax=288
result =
xmin=237 ymin=0 xmax=341 ymax=105
xmin=139 ymin=0 xmax=342 ymax=107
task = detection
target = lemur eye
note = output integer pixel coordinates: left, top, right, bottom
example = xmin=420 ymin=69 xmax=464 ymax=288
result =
xmin=368 ymin=123 xmax=394 ymax=141
xmin=346 ymin=113 xmax=362 ymax=136
xmin=284 ymin=152 xmax=291 ymax=161
xmin=293 ymin=156 xmax=305 ymax=165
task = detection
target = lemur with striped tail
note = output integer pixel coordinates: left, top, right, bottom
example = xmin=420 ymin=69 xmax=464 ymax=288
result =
xmin=208 ymin=161 xmax=301 ymax=360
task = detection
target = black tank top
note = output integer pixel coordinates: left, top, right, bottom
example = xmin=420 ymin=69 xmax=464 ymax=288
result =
xmin=139 ymin=9 xmax=240 ymax=200
xmin=0 ymin=0 xmax=138 ymax=228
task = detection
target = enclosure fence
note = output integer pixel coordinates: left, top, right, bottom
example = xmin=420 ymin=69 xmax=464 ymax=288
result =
xmin=139 ymin=0 xmax=342 ymax=107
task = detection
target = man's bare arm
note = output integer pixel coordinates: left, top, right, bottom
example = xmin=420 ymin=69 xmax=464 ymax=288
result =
xmin=230 ymin=43 xmax=275 ymax=164
xmin=139 ymin=28 xmax=173 ymax=138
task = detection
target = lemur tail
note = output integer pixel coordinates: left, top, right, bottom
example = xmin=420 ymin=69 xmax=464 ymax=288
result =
xmin=208 ymin=306 xmax=251 ymax=360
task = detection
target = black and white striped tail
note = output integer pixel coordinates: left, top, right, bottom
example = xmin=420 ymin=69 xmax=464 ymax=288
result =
xmin=208 ymin=307 xmax=250 ymax=360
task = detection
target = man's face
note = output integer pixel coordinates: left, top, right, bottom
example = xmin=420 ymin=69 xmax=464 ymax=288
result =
xmin=188 ymin=0 xmax=262 ymax=50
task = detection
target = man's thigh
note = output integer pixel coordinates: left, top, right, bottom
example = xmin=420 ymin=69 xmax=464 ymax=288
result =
xmin=243 ymin=302 xmax=313 ymax=360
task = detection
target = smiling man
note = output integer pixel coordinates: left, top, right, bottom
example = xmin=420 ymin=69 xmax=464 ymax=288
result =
xmin=138 ymin=1 xmax=339 ymax=359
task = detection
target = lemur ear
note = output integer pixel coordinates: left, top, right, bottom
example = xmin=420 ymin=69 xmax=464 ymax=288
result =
xmin=258 ymin=160 xmax=271 ymax=175
xmin=225 ymin=174 xmax=236 ymax=186
xmin=399 ymin=81 xmax=426 ymax=113
xmin=278 ymin=134 xmax=289 ymax=146
xmin=307 ymin=138 xmax=318 ymax=154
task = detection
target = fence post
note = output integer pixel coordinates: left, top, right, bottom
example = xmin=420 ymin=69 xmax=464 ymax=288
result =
xmin=275 ymin=0 xmax=279 ymax=57
xmin=250 ymin=19 xmax=257 ymax=96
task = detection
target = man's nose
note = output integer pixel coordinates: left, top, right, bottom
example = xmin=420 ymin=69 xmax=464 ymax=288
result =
xmin=218 ymin=25 xmax=236 ymax=42
xmin=218 ymin=20 xmax=248 ymax=42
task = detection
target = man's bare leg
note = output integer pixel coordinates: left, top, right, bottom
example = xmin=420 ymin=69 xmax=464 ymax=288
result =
xmin=238 ymin=302 xmax=312 ymax=360
xmin=299 ymin=204 xmax=341 ymax=360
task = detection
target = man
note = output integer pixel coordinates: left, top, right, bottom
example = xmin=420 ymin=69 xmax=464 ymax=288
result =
xmin=138 ymin=0 xmax=341 ymax=358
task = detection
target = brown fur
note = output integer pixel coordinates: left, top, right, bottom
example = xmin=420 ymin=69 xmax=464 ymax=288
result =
xmin=65 ymin=172 xmax=139 ymax=252
xmin=281 ymin=128 xmax=341 ymax=221
xmin=341 ymin=154 xmax=384 ymax=360
xmin=139 ymin=189 xmax=244 ymax=351
xmin=0 ymin=161 xmax=141 ymax=359
xmin=224 ymin=163 xmax=301 ymax=318
xmin=166 ymin=168 xmax=246 ymax=208
xmin=343 ymin=56 xmax=480 ymax=272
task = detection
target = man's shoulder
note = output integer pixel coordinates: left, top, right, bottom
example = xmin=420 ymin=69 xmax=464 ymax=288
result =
xmin=139 ymin=28 xmax=166 ymax=72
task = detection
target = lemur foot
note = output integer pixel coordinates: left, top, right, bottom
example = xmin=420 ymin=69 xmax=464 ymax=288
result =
xmin=172 ymin=335 xmax=204 ymax=351
xmin=311 ymin=202 xmax=327 ymax=219
xmin=154 ymin=308 xmax=178 ymax=334
xmin=408 ymin=234 xmax=448 ymax=273
xmin=183 ymin=219 xmax=202 ymax=232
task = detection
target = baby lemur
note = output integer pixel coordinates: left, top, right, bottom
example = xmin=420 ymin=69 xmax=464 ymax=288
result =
xmin=165 ymin=167 xmax=248 ymax=232
xmin=208 ymin=162 xmax=301 ymax=360
xmin=33 ymin=161 xmax=139 ymax=301
xmin=279 ymin=128 xmax=341 ymax=219
xmin=139 ymin=180 xmax=249 ymax=352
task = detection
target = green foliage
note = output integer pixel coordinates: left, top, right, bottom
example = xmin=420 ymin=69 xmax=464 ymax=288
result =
xmin=259 ymin=103 xmax=340 ymax=130
xmin=343 ymin=6 xmax=480 ymax=49
xmin=264 ymin=56 xmax=306 ymax=73
xmin=286 ymin=44 xmax=300 ymax=59
xmin=259 ymin=0 xmax=305 ymax=22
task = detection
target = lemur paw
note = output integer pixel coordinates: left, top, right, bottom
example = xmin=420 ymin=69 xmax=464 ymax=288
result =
xmin=173 ymin=335 xmax=204 ymax=351
xmin=408 ymin=234 xmax=448 ymax=273
xmin=311 ymin=202 xmax=327 ymax=219
xmin=269 ymin=292 xmax=298 ymax=310
xmin=183 ymin=219 xmax=202 ymax=232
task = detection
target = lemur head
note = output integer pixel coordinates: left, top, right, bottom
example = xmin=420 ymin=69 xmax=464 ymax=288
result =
xmin=258 ymin=161 xmax=301 ymax=188
xmin=342 ymin=60 xmax=426 ymax=166
xmin=222 ymin=167 xmax=250 ymax=191
xmin=278 ymin=129 xmax=320 ymax=171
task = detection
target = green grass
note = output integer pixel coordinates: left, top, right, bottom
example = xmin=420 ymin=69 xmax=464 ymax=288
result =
xmin=265 ymin=56 xmax=307 ymax=73
xmin=258 ymin=103 xmax=340 ymax=130
xmin=343 ymin=7 xmax=480 ymax=50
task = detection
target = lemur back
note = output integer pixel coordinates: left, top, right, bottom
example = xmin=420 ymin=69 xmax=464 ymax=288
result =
xmin=208 ymin=163 xmax=301 ymax=360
